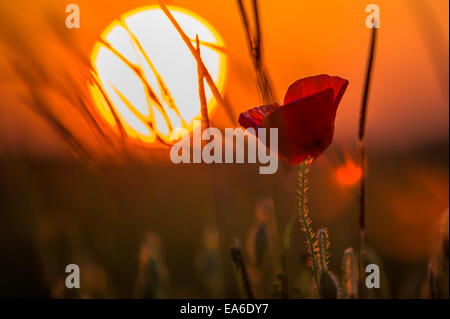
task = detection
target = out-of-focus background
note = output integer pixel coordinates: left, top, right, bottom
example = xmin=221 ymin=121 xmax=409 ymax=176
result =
xmin=0 ymin=0 xmax=448 ymax=298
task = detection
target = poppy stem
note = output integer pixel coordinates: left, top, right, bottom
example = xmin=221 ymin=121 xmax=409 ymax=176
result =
xmin=297 ymin=160 xmax=320 ymax=297
xmin=358 ymin=26 xmax=377 ymax=299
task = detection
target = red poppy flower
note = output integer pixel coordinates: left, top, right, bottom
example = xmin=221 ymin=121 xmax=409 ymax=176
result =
xmin=239 ymin=74 xmax=348 ymax=165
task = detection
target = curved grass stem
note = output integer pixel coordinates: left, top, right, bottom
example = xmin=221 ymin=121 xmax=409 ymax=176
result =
xmin=159 ymin=0 xmax=236 ymax=125
xmin=358 ymin=26 xmax=377 ymax=298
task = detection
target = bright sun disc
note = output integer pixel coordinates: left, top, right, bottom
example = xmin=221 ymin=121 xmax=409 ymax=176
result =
xmin=90 ymin=6 xmax=227 ymax=144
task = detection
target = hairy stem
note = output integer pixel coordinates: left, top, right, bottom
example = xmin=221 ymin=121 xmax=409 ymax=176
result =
xmin=297 ymin=160 xmax=320 ymax=295
xmin=317 ymin=229 xmax=330 ymax=272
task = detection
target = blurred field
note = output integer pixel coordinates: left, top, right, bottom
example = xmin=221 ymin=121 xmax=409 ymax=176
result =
xmin=0 ymin=139 xmax=447 ymax=298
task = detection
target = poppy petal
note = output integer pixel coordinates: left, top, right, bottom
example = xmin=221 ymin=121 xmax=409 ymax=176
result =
xmin=265 ymin=89 xmax=336 ymax=164
xmin=284 ymin=74 xmax=348 ymax=112
xmin=238 ymin=103 xmax=280 ymax=131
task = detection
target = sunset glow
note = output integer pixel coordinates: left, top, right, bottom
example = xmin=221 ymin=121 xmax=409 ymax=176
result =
xmin=90 ymin=6 xmax=227 ymax=144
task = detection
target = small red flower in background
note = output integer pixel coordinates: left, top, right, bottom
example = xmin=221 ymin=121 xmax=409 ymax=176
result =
xmin=239 ymin=74 xmax=349 ymax=164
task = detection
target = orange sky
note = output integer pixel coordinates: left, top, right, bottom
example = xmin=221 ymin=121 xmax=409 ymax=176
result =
xmin=0 ymin=0 xmax=448 ymax=156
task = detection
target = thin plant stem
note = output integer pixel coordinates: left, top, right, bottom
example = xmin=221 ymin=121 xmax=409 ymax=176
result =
xmin=236 ymin=0 xmax=276 ymax=104
xmin=158 ymin=0 xmax=236 ymax=125
xmin=194 ymin=30 xmax=228 ymax=297
xmin=297 ymin=160 xmax=320 ymax=296
xmin=236 ymin=0 xmax=254 ymax=53
xmin=317 ymin=229 xmax=330 ymax=272
xmin=237 ymin=0 xmax=284 ymax=297
xmin=271 ymin=174 xmax=289 ymax=299
xmin=358 ymin=27 xmax=377 ymax=141
xmin=89 ymin=71 xmax=127 ymax=138
xmin=357 ymin=142 xmax=366 ymax=298
xmin=97 ymin=38 xmax=174 ymax=144
xmin=251 ymin=0 xmax=262 ymax=53
xmin=120 ymin=23 xmax=186 ymax=128
xmin=196 ymin=35 xmax=210 ymax=129
xmin=230 ymin=241 xmax=254 ymax=299
xmin=358 ymin=26 xmax=377 ymax=298
xmin=117 ymin=27 xmax=174 ymax=133
xmin=428 ymin=264 xmax=439 ymax=299
xmin=26 ymin=89 xmax=91 ymax=160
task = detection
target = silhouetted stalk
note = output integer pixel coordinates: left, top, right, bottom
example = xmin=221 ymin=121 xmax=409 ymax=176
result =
xmin=159 ymin=0 xmax=236 ymax=125
xmin=27 ymin=88 xmax=92 ymax=160
xmin=358 ymin=26 xmax=377 ymax=298
xmin=0 ymin=20 xmax=97 ymax=159
xmin=428 ymin=264 xmax=439 ymax=299
xmin=317 ymin=229 xmax=330 ymax=272
xmin=45 ymin=10 xmax=112 ymax=145
xmin=117 ymin=28 xmax=175 ymax=134
xmin=236 ymin=0 xmax=285 ymax=297
xmin=196 ymin=35 xmax=210 ymax=129
xmin=121 ymin=23 xmax=185 ymax=130
xmin=271 ymin=176 xmax=289 ymax=298
xmin=231 ymin=242 xmax=254 ymax=299
xmin=89 ymin=71 xmax=127 ymax=139
xmin=297 ymin=160 xmax=320 ymax=296
xmin=194 ymin=31 xmax=228 ymax=296
xmin=236 ymin=0 xmax=276 ymax=104
xmin=96 ymin=38 xmax=174 ymax=145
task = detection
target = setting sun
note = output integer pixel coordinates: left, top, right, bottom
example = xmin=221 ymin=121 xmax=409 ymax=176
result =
xmin=89 ymin=6 xmax=227 ymax=144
